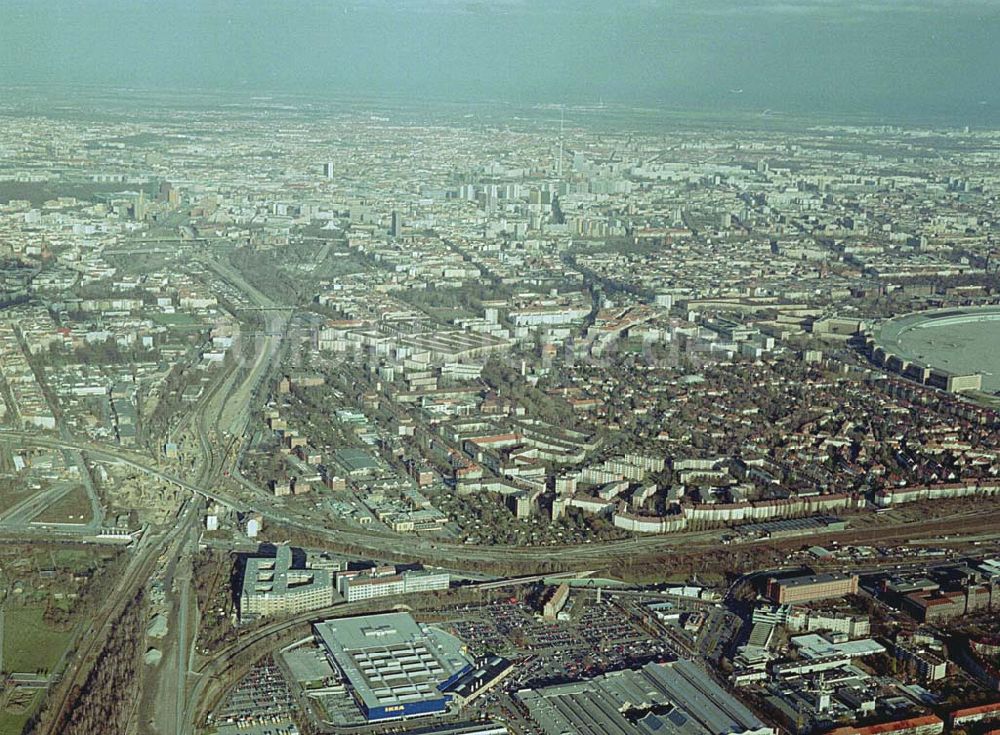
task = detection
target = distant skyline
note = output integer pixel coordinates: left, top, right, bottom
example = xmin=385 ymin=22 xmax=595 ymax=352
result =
xmin=2 ymin=0 xmax=999 ymax=125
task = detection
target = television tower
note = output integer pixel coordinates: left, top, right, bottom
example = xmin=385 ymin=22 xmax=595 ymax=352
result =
xmin=557 ymin=106 xmax=564 ymax=178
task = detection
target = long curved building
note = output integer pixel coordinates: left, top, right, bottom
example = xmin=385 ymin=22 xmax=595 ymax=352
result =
xmin=864 ymin=305 xmax=1000 ymax=394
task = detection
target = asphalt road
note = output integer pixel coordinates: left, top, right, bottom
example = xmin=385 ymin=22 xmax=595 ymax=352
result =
xmin=9 ymin=247 xmax=1000 ymax=734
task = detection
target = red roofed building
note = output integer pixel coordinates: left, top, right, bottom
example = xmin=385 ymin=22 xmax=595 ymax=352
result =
xmin=826 ymin=714 xmax=944 ymax=735
xmin=949 ymin=701 xmax=1000 ymax=728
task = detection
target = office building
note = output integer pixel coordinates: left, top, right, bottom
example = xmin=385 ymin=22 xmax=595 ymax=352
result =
xmin=767 ymin=572 xmax=858 ymax=604
xmin=239 ymin=545 xmax=334 ymax=619
xmin=902 ymin=585 xmax=992 ymax=623
xmin=337 ymin=567 xmax=450 ymax=603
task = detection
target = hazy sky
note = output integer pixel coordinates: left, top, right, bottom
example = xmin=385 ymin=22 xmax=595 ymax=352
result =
xmin=1 ymin=0 xmax=998 ymax=123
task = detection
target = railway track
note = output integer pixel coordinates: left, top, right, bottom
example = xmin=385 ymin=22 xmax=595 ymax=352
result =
xmin=36 ymin=500 xmax=198 ymax=735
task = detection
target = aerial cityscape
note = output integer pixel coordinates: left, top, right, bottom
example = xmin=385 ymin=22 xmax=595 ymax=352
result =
xmin=1 ymin=2 xmax=1000 ymax=735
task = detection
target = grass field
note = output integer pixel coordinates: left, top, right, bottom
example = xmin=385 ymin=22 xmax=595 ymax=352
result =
xmin=0 ymin=691 xmax=40 ymax=735
xmin=0 ymin=691 xmax=42 ymax=735
xmin=150 ymin=312 xmax=201 ymax=328
xmin=425 ymin=306 xmax=476 ymax=322
xmin=0 ymin=181 xmax=157 ymax=208
xmin=32 ymin=485 xmax=92 ymax=525
xmin=0 ymin=713 xmax=28 ymax=735
xmin=0 ymin=481 xmax=45 ymax=519
xmin=1 ymin=606 xmax=71 ymax=675
xmin=50 ymin=548 xmax=93 ymax=567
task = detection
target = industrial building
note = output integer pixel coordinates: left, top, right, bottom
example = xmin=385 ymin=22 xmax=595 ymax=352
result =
xmin=789 ymin=634 xmax=885 ymax=662
xmin=441 ymin=655 xmax=515 ymax=708
xmin=239 ymin=545 xmax=334 ymax=619
xmin=517 ymin=660 xmax=773 ymax=735
xmin=766 ymin=572 xmax=858 ymax=604
xmin=407 ymin=724 xmax=509 ymax=735
xmin=902 ymin=585 xmax=993 ymax=623
xmin=313 ymin=612 xmax=472 ymax=723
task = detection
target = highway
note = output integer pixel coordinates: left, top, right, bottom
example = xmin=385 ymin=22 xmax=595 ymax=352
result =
xmin=9 ymin=246 xmax=288 ymax=735
xmin=155 ymin=253 xmax=292 ymax=735
xmin=9 ymin=247 xmax=1000 ymax=734
xmin=5 ymin=426 xmax=999 ymax=572
xmin=0 ymin=431 xmax=243 ymax=509
xmin=197 ymin=254 xmax=291 ymax=442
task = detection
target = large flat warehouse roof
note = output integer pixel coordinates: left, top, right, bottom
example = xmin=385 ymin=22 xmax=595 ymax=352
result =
xmin=314 ymin=612 xmax=471 ymax=720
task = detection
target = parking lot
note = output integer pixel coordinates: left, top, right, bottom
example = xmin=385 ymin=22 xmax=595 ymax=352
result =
xmin=208 ymin=656 xmax=300 ymax=735
xmin=442 ymin=593 xmax=677 ymax=692
xmin=214 ymin=589 xmax=737 ymax=734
